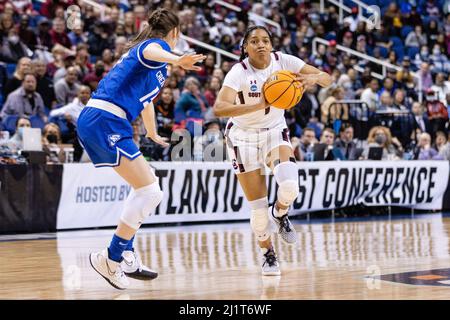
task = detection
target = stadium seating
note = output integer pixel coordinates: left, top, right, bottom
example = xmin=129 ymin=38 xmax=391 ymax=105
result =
xmin=2 ymin=115 xmax=18 ymax=135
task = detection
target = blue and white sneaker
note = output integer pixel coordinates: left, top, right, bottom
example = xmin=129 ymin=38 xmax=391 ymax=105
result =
xmin=89 ymin=249 xmax=130 ymax=290
xmin=269 ymin=206 xmax=298 ymax=246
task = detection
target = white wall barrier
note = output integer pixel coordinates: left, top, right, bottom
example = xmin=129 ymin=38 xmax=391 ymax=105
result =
xmin=56 ymin=161 xmax=450 ymax=230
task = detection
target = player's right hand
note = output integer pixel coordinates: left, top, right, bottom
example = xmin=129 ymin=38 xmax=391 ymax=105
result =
xmin=176 ymin=53 xmax=206 ymax=71
xmin=147 ymin=133 xmax=170 ymax=148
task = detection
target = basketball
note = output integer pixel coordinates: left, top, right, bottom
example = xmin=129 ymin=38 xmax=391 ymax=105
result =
xmin=263 ymin=70 xmax=304 ymax=110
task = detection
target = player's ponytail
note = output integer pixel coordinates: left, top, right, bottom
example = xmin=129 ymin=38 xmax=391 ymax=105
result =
xmin=239 ymin=25 xmax=274 ymax=61
xmin=124 ymin=8 xmax=180 ymax=52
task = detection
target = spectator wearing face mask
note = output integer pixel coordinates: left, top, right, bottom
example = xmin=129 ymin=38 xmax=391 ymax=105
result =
xmin=416 ymin=132 xmax=444 ymax=160
xmin=363 ymin=126 xmax=401 ymax=160
xmin=0 ymin=28 xmax=31 ymax=63
xmin=414 ymin=45 xmax=430 ymax=69
xmin=7 ymin=116 xmax=31 ymax=153
xmin=42 ymin=122 xmax=68 ymax=163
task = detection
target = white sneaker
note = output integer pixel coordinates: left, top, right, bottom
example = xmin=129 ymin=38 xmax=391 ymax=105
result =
xmin=261 ymin=247 xmax=281 ymax=276
xmin=89 ymin=249 xmax=130 ymax=290
xmin=121 ymin=250 xmax=158 ymax=281
xmin=269 ymin=206 xmax=298 ymax=246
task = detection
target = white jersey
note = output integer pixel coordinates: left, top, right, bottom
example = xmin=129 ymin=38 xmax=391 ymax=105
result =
xmin=222 ymin=51 xmax=306 ymax=129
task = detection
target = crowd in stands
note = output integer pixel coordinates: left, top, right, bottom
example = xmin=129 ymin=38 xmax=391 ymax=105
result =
xmin=0 ymin=0 xmax=450 ymax=164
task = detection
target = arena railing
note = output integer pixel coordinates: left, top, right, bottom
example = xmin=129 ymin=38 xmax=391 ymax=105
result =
xmin=79 ymin=0 xmax=106 ymax=20
xmin=319 ymin=0 xmax=377 ymax=28
xmin=209 ymin=0 xmax=282 ymax=37
xmin=78 ymin=0 xmax=240 ymax=68
xmin=178 ymin=34 xmax=239 ymax=68
xmin=312 ymin=37 xmax=423 ymax=103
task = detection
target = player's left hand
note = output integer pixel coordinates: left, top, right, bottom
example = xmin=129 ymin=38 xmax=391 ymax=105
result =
xmin=147 ymin=133 xmax=170 ymax=147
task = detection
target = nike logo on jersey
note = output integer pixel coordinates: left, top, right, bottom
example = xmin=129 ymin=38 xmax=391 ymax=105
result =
xmin=108 ymin=134 xmax=121 ymax=146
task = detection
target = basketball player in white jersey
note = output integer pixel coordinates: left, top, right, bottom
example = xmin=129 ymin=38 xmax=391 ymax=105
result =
xmin=214 ymin=26 xmax=332 ymax=275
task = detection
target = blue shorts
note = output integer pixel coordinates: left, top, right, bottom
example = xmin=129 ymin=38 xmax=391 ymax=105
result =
xmin=77 ymin=106 xmax=141 ymax=167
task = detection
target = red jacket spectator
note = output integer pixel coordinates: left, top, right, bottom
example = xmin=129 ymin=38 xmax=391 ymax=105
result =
xmin=426 ymin=99 xmax=448 ymax=119
xmin=40 ymin=0 xmax=74 ymax=19
xmin=50 ymin=18 xmax=72 ymax=49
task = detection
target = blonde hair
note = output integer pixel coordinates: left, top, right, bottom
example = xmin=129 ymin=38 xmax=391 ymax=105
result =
xmin=367 ymin=126 xmax=392 ymax=148
xmin=43 ymin=123 xmax=62 ymax=144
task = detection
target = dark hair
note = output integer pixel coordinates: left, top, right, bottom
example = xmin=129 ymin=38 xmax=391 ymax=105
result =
xmin=124 ymin=8 xmax=180 ymax=52
xmin=239 ymin=25 xmax=273 ymax=61
xmin=23 ymin=72 xmax=37 ymax=81
xmin=303 ymin=127 xmax=315 ymax=134
xmin=436 ymin=131 xmax=447 ymax=140
xmin=322 ymin=128 xmax=336 ymax=138
xmin=15 ymin=116 xmax=30 ymax=128
xmin=339 ymin=122 xmax=353 ymax=133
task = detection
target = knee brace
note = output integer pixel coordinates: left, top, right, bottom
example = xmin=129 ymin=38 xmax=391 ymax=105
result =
xmin=120 ymin=182 xmax=164 ymax=230
xmin=273 ymin=161 xmax=299 ymax=207
xmin=251 ymin=208 xmax=271 ymax=242
xmin=249 ymin=198 xmax=270 ymax=242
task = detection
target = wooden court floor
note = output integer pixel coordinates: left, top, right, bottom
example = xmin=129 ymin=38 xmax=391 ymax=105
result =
xmin=1 ymin=213 xmax=450 ymax=299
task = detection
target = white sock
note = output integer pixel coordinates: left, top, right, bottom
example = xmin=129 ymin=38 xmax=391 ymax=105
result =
xmin=273 ymin=204 xmax=288 ymax=218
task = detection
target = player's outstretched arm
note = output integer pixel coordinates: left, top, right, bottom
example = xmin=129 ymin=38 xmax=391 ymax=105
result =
xmin=214 ymin=86 xmax=268 ymax=117
xmin=143 ymin=43 xmax=206 ymax=71
xmin=294 ymin=64 xmax=333 ymax=88
xmin=141 ymin=102 xmax=169 ymax=147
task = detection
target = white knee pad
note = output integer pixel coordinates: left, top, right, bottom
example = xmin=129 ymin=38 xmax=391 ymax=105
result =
xmin=120 ymin=182 xmax=164 ymax=230
xmin=251 ymin=208 xmax=271 ymax=242
xmin=274 ymin=161 xmax=299 ymax=207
